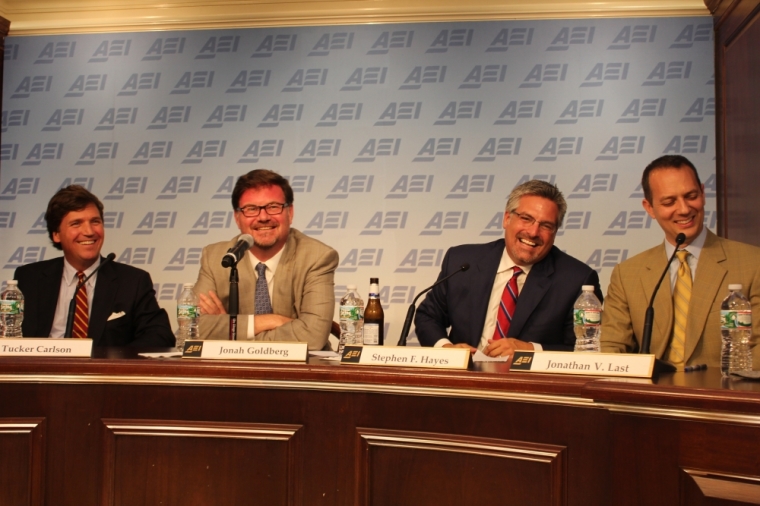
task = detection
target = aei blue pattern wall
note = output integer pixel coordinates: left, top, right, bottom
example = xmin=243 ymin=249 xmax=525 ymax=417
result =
xmin=0 ymin=18 xmax=716 ymax=343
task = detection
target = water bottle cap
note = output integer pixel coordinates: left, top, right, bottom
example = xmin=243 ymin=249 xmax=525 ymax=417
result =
xmin=581 ymin=285 xmax=594 ymax=291
xmin=728 ymin=284 xmax=743 ymax=291
xmin=6 ymin=280 xmax=17 ymax=285
xmin=182 ymin=283 xmax=194 ymax=289
xmin=346 ymin=285 xmax=358 ymax=290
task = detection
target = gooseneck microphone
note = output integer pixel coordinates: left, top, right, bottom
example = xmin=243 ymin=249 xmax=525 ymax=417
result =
xmin=397 ymin=263 xmax=470 ymax=346
xmin=64 ymin=253 xmax=116 ymax=338
xmin=639 ymin=232 xmax=686 ymax=372
xmin=221 ymin=234 xmax=253 ymax=268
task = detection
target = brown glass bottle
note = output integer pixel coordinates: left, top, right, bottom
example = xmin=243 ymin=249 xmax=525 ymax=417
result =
xmin=363 ymin=278 xmax=384 ymax=345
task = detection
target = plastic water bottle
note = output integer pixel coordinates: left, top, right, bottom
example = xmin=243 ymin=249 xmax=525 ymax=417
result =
xmin=339 ymin=285 xmax=364 ymax=355
xmin=573 ymin=285 xmax=601 ymax=352
xmin=720 ymin=284 xmax=752 ymax=376
xmin=175 ymin=283 xmax=199 ymax=352
xmin=0 ymin=280 xmax=24 ymax=338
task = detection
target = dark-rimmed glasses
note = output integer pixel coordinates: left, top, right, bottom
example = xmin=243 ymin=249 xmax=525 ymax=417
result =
xmin=236 ymin=203 xmax=290 ymax=217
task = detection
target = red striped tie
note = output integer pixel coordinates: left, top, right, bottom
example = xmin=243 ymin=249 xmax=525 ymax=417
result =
xmin=493 ymin=267 xmax=522 ymax=340
xmin=73 ymin=271 xmax=89 ymax=339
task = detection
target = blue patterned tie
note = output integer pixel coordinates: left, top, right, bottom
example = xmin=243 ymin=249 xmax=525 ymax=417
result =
xmin=254 ymin=263 xmax=273 ymax=315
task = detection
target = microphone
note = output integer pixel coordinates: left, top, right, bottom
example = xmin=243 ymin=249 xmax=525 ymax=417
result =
xmin=639 ymin=232 xmax=686 ymax=373
xmin=64 ymin=253 xmax=116 ymax=338
xmin=397 ymin=263 xmax=470 ymax=346
xmin=221 ymin=234 xmax=253 ymax=268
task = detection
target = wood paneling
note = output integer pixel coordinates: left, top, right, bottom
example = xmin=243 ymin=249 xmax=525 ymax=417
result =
xmin=1 ymin=353 xmax=760 ymax=505
xmin=709 ymin=0 xmax=760 ymax=241
xmin=0 ymin=418 xmax=46 ymax=506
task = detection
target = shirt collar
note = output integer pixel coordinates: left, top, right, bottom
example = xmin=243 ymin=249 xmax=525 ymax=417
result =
xmin=664 ymin=226 xmax=707 ymax=261
xmin=497 ymin=248 xmax=533 ymax=276
xmin=63 ymin=257 xmax=101 ymax=286
xmin=248 ymin=246 xmax=284 ymax=275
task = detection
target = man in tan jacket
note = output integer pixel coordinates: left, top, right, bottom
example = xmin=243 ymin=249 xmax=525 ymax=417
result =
xmin=194 ymin=169 xmax=338 ymax=350
xmin=601 ymin=155 xmax=760 ymax=369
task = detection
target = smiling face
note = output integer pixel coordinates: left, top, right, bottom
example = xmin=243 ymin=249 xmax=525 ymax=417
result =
xmin=642 ymin=166 xmax=705 ymax=246
xmin=234 ymin=184 xmax=293 ymax=261
xmin=502 ymin=195 xmax=558 ymax=266
xmin=52 ymin=203 xmax=104 ymax=272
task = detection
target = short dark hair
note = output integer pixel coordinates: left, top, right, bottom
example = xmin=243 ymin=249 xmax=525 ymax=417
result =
xmin=642 ymin=155 xmax=702 ymax=204
xmin=231 ymin=169 xmax=294 ymax=209
xmin=46 ymin=185 xmax=105 ymax=251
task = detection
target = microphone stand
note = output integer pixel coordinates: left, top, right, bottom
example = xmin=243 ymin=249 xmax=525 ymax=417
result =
xmin=228 ymin=264 xmax=239 ymax=341
xmin=639 ymin=233 xmax=686 ymax=374
xmin=398 ymin=264 xmax=469 ymax=346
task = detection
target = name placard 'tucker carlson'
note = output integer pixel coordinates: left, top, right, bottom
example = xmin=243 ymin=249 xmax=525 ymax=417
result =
xmin=0 ymin=338 xmax=93 ymax=357
xmin=182 ymin=340 xmax=308 ymax=362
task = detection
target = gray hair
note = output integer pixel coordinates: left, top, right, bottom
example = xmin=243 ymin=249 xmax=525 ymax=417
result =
xmin=505 ymin=180 xmax=567 ymax=227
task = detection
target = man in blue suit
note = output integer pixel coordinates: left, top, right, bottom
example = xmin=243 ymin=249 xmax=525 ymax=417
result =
xmin=415 ymin=180 xmax=603 ymax=357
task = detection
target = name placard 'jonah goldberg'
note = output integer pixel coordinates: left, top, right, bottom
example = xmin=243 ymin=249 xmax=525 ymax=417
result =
xmin=510 ymin=351 xmax=655 ymax=378
xmin=341 ymin=346 xmax=470 ymax=370
xmin=0 ymin=338 xmax=93 ymax=357
xmin=182 ymin=340 xmax=308 ymax=362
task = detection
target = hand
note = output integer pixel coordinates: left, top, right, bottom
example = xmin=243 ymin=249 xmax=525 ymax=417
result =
xmin=443 ymin=343 xmax=477 ymax=353
xmin=483 ymin=338 xmax=534 ymax=358
xmin=199 ymin=291 xmax=227 ymax=315
xmin=254 ymin=314 xmax=293 ymax=334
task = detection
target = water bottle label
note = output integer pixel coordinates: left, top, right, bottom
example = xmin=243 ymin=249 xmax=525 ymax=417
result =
xmin=177 ymin=304 xmax=199 ymax=319
xmin=721 ymin=310 xmax=751 ymax=328
xmin=340 ymin=305 xmax=362 ymax=321
xmin=736 ymin=310 xmax=752 ymax=328
xmin=574 ymin=309 xmax=600 ymax=326
xmin=0 ymin=300 xmax=21 ymax=315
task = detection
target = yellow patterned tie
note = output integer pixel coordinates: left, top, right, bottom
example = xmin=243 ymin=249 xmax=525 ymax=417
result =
xmin=668 ymin=250 xmax=691 ymax=366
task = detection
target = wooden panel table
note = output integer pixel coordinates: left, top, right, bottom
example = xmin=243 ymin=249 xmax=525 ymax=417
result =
xmin=0 ymin=348 xmax=759 ymax=506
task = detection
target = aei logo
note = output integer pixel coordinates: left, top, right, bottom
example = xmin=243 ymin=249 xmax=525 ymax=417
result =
xmin=164 ymin=248 xmax=202 ymax=271
xmin=546 ymin=27 xmax=595 ymax=51
xmin=251 ymin=34 xmax=298 ymax=57
xmin=304 ymin=211 xmax=348 ymax=236
xmin=171 ymin=71 xmax=214 ymax=95
xmin=426 ymin=29 xmax=474 ymax=53
xmin=142 ymin=37 xmax=186 ymax=61
xmin=385 ymin=175 xmax=434 ymax=199
xmin=89 ymin=39 xmax=131 ymax=63
xmin=308 ymin=32 xmax=355 ymax=56
xmin=395 ymin=249 xmax=445 ymax=273
xmin=494 ymin=101 xmax=542 ymax=125
xmin=473 ymin=138 xmax=522 ymax=161
xmin=367 ymin=31 xmax=414 ymax=55
xmin=195 ymin=36 xmax=240 ymax=59
xmin=486 ymin=28 xmax=534 ymax=52
xmin=327 ymin=175 xmax=374 ymax=199
xmin=104 ymin=177 xmax=148 ymax=200
xmin=617 ymin=99 xmax=666 ymax=124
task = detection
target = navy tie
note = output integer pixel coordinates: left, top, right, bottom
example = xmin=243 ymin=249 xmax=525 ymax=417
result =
xmin=254 ymin=263 xmax=273 ymax=315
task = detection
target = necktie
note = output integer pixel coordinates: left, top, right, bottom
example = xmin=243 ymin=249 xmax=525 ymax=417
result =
xmin=667 ymin=250 xmax=691 ymax=366
xmin=73 ymin=271 xmax=89 ymax=339
xmin=254 ymin=263 xmax=273 ymax=315
xmin=493 ymin=267 xmax=522 ymax=340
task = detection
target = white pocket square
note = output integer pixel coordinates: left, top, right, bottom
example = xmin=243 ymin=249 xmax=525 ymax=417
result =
xmin=107 ymin=311 xmax=125 ymax=321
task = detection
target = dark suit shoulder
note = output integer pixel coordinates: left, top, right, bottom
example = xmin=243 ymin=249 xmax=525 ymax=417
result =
xmin=15 ymin=257 xmax=64 ymax=278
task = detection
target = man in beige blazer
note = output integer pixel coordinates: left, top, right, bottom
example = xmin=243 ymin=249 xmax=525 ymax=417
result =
xmin=194 ymin=169 xmax=338 ymax=350
xmin=602 ymin=155 xmax=760 ymax=369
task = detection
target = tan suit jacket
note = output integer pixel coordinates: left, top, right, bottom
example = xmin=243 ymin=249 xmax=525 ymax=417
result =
xmin=194 ymin=228 xmax=338 ymax=350
xmin=601 ymin=230 xmax=760 ymax=368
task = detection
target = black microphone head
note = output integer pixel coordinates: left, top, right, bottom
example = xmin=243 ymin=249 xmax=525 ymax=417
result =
xmin=105 ymin=252 xmax=116 ymax=261
xmin=240 ymin=234 xmax=254 ymax=248
xmin=675 ymin=233 xmax=686 ymax=246
xmin=461 ymin=263 xmax=470 ymax=271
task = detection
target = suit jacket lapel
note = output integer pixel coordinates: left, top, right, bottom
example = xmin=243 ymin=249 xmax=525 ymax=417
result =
xmin=90 ymin=258 xmax=117 ymax=346
xmin=39 ymin=259 xmax=65 ymax=337
xmin=510 ymin=249 xmax=554 ymax=336
xmin=686 ymin=231 xmax=726 ymax=362
xmin=639 ymin=245 xmax=673 ymax=357
xmin=468 ymin=241 xmax=503 ymax=345
xmin=271 ymin=232 xmax=295 ymax=318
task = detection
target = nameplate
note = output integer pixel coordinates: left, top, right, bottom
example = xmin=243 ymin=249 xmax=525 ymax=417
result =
xmin=0 ymin=338 xmax=93 ymax=358
xmin=510 ymin=351 xmax=655 ymax=378
xmin=340 ymin=346 xmax=470 ymax=370
xmin=182 ymin=340 xmax=308 ymax=362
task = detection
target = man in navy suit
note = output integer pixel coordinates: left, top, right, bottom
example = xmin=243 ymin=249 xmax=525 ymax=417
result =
xmin=14 ymin=185 xmax=174 ymax=347
xmin=415 ymin=180 xmax=603 ymax=357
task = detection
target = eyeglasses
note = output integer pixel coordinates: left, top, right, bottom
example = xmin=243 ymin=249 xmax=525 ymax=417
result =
xmin=236 ymin=203 xmax=289 ymax=217
xmin=511 ymin=211 xmax=558 ymax=234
